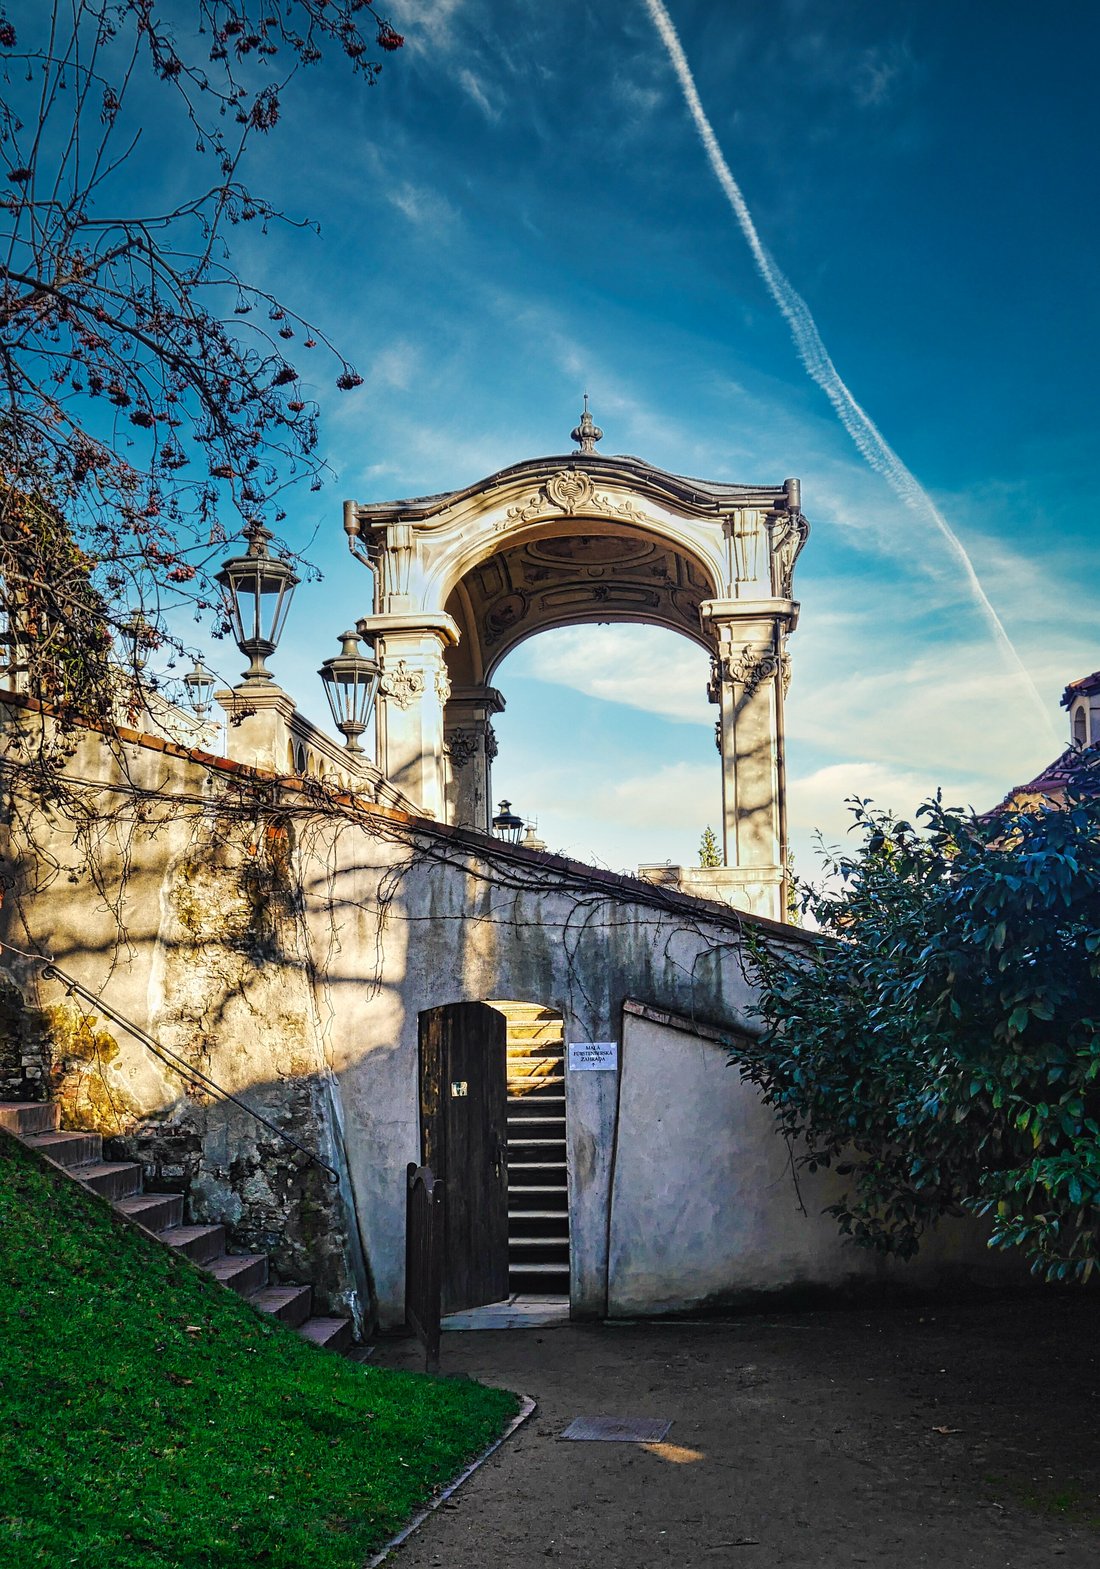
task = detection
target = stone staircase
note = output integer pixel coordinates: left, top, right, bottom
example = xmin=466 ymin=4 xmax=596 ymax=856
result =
xmin=0 ymin=1100 xmax=352 ymax=1352
xmin=489 ymin=1002 xmax=570 ymax=1297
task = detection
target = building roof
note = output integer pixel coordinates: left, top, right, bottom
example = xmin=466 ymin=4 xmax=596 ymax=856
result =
xmin=1061 ymin=670 xmax=1100 ymax=708
xmin=993 ymin=742 xmax=1100 ymax=812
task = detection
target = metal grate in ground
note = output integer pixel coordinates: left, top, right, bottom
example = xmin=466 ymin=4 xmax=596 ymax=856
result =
xmin=559 ymin=1415 xmax=672 ymax=1442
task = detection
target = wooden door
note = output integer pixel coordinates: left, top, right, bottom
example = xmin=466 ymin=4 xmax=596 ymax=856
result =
xmin=419 ymin=1002 xmax=509 ymax=1313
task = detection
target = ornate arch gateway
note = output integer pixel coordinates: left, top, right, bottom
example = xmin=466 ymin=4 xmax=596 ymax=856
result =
xmin=343 ymin=408 xmax=809 ymax=921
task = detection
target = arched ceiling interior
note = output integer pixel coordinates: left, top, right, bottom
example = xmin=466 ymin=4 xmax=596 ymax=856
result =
xmin=444 ymin=522 xmax=717 ymax=686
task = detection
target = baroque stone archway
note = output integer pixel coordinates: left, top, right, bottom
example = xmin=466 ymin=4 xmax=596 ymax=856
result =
xmin=342 ymin=413 xmax=809 ymax=921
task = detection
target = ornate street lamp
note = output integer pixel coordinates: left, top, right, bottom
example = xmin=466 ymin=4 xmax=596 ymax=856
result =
xmin=182 ymin=658 xmax=216 ymax=718
xmin=319 ymin=630 xmax=380 ymax=754
xmin=122 ymin=609 xmax=151 ymax=674
xmin=215 ymin=521 xmax=299 ymax=684
xmin=491 ymin=799 xmax=524 ymax=844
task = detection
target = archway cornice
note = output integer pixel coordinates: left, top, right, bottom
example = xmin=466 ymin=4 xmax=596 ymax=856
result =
xmin=347 ymin=453 xmax=795 ymax=529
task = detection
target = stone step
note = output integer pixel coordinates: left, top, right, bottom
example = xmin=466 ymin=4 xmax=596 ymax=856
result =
xmin=509 ymin=1235 xmax=569 ymax=1249
xmin=161 ymin=1224 xmax=226 ymax=1265
xmin=508 ymin=1184 xmax=568 ymax=1199
xmin=508 ymin=1262 xmax=570 ymax=1276
xmin=4 ymin=1098 xmax=358 ymax=1358
xmin=0 ymin=1101 xmax=59 ymax=1136
xmin=114 ymin=1192 xmax=185 ymax=1232
xmin=507 ymin=1137 xmax=566 ymax=1149
xmin=507 ymin=1076 xmax=564 ymax=1097
xmin=508 ymin=1208 xmax=571 ymax=1220
xmin=507 ymin=1093 xmax=565 ymax=1106
xmin=507 ymin=1114 xmax=566 ymax=1126
xmin=508 ymin=1160 xmax=567 ymax=1171
xmin=299 ymin=1316 xmax=353 ymax=1353
xmin=24 ymin=1130 xmax=102 ymax=1167
xmin=250 ymin=1284 xmax=313 ymax=1327
xmin=486 ymin=1001 xmax=560 ymax=1022
xmin=204 ymin=1253 xmax=268 ymax=1296
xmin=76 ymin=1161 xmax=143 ymax=1199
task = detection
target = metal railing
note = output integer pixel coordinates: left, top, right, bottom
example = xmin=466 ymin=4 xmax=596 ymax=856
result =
xmin=37 ymin=959 xmax=340 ymax=1186
xmin=405 ymin=1162 xmax=444 ymax=1372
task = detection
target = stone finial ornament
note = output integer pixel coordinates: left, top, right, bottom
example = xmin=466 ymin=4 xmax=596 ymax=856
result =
xmin=570 ymin=393 xmax=603 ymax=454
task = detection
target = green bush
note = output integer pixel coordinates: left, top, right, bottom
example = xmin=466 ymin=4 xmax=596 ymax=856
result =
xmin=741 ymin=781 xmax=1100 ymax=1281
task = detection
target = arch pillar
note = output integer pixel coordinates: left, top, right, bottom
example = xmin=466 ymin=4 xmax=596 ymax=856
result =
xmin=444 ymin=684 xmax=506 ymax=830
xmin=701 ymin=597 xmax=797 ymax=923
xmin=356 ymin=611 xmax=459 ymax=819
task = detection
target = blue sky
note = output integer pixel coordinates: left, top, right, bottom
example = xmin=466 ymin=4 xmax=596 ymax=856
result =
xmin=184 ymin=1 xmax=1098 ymax=877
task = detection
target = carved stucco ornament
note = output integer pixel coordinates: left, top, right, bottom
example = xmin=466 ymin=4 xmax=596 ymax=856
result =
xmin=485 ymin=723 xmax=499 ymax=761
xmin=545 ymin=469 xmax=596 ymax=514
xmin=444 ymin=727 xmax=480 ymax=768
xmin=707 ymin=654 xmax=722 ymax=705
xmin=771 ymin=512 xmax=810 ymax=599
xmin=379 ymin=659 xmax=425 ymax=710
xmin=502 ymin=470 xmax=662 ymax=533
xmin=718 ymin=644 xmax=781 ymax=701
xmin=435 ymin=666 xmax=452 ymax=706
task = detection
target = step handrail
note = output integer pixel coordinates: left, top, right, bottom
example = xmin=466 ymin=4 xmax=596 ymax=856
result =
xmin=37 ymin=960 xmax=341 ymax=1187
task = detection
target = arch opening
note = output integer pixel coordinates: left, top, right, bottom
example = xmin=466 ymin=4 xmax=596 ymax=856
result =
xmin=484 ymin=623 xmax=720 ymax=873
xmin=441 ymin=518 xmax=720 ymax=689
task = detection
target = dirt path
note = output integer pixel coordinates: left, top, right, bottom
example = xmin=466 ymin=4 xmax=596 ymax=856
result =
xmin=371 ymin=1296 xmax=1100 ymax=1567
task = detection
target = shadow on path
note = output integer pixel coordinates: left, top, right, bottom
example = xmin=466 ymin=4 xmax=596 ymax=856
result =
xmin=372 ymin=1296 xmax=1100 ymax=1567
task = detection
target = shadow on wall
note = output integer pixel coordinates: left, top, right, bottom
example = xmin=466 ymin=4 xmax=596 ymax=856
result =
xmin=0 ymin=967 xmax=365 ymax=1321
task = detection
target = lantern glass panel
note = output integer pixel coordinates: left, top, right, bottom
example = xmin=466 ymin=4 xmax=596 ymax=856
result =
xmin=319 ymin=631 xmax=380 ymax=753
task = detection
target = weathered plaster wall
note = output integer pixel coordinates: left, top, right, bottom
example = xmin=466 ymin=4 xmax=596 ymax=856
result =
xmin=1 ymin=707 xmax=1024 ymax=1335
xmin=0 ymin=714 xmax=364 ymax=1323
xmin=607 ymin=1008 xmax=1021 ymax=1316
xmin=298 ymin=819 xmax=776 ymax=1323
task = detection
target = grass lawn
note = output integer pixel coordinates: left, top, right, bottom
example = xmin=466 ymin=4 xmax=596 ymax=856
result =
xmin=0 ymin=1131 xmax=518 ymax=1569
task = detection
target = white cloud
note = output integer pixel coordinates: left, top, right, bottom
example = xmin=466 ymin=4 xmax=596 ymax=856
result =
xmin=386 ymin=181 xmax=458 ymax=229
xmin=517 ymin=625 xmax=712 ymax=725
xmin=787 ymin=760 xmax=985 ymax=844
xmin=393 ymin=0 xmax=471 ymax=57
xmin=457 ymin=67 xmax=501 ymax=122
xmin=362 ymin=340 xmax=422 ymax=393
xmin=503 ymin=754 xmax=720 ymax=872
xmin=606 ymin=760 xmax=720 ymax=833
xmin=851 ymin=43 xmax=912 ymax=108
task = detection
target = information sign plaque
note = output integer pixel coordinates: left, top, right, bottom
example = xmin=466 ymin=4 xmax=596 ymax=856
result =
xmin=568 ymin=1041 xmax=618 ymax=1072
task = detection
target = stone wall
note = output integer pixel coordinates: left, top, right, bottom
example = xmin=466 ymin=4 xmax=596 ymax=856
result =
xmin=0 ymin=704 xmax=363 ymax=1323
xmin=0 ymin=699 xmax=1023 ymax=1333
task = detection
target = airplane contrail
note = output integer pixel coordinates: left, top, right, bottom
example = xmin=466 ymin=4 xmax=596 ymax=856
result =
xmin=642 ymin=0 xmax=1055 ymax=739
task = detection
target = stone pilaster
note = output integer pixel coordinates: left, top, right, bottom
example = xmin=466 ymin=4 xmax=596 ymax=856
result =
xmin=216 ymin=683 xmax=297 ymax=774
xmin=443 ymin=685 xmax=506 ymax=831
xmin=356 ymin=612 xmax=459 ymax=819
xmin=701 ymin=597 xmax=797 ymax=923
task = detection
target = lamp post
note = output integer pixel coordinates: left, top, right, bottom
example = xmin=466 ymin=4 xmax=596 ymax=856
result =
xmin=182 ymin=659 xmax=216 ymax=718
xmin=318 ymin=630 xmax=380 ymax=754
xmin=491 ymin=799 xmax=524 ymax=843
xmin=215 ymin=521 xmax=299 ymax=684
